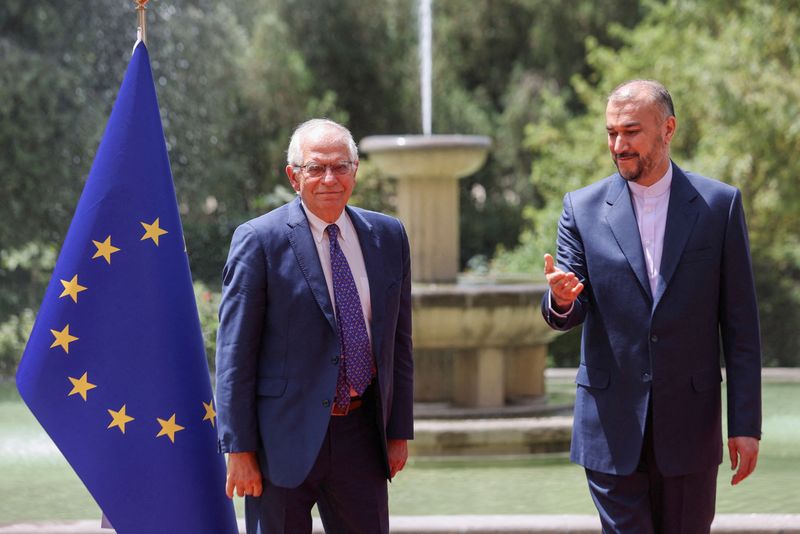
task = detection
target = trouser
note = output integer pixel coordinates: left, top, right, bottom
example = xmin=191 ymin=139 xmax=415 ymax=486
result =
xmin=245 ymin=386 xmax=389 ymax=534
xmin=585 ymin=405 xmax=718 ymax=533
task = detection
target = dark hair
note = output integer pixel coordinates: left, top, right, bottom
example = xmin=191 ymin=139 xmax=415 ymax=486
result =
xmin=609 ymin=79 xmax=675 ymax=120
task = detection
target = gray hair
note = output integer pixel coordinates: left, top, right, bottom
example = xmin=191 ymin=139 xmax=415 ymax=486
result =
xmin=286 ymin=118 xmax=359 ymax=166
xmin=608 ymin=79 xmax=675 ymax=121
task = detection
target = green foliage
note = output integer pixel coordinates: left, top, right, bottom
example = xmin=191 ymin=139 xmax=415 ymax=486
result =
xmin=0 ymin=243 xmax=56 ymax=325
xmin=495 ymin=0 xmax=800 ymax=365
xmin=0 ymin=1 xmax=257 ymax=320
xmin=432 ymin=0 xmax=645 ymax=265
xmin=16 ymin=0 xmax=796 ymax=378
xmin=0 ymin=308 xmax=35 ymax=377
xmin=193 ymin=281 xmax=220 ymax=373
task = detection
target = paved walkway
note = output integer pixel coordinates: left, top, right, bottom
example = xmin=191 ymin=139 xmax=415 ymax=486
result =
xmin=2 ymin=515 xmax=800 ymax=533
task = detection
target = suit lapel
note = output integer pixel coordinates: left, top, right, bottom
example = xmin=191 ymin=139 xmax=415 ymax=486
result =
xmin=286 ymin=198 xmax=338 ymax=333
xmin=347 ymin=206 xmax=386 ymax=361
xmin=605 ymin=175 xmax=653 ymax=303
xmin=653 ymin=164 xmax=699 ymax=307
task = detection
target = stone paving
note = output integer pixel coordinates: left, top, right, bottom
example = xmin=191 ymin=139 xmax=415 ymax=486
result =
xmin=3 ymin=515 xmax=800 ymax=533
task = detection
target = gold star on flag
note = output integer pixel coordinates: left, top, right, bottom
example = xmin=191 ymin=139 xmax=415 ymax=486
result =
xmin=108 ymin=405 xmax=135 ymax=434
xmin=140 ymin=218 xmax=168 ymax=246
xmin=59 ymin=275 xmax=87 ymax=303
xmin=92 ymin=236 xmax=120 ymax=264
xmin=156 ymin=414 xmax=185 ymax=443
xmin=67 ymin=372 xmax=97 ymax=401
xmin=202 ymin=400 xmax=216 ymax=428
xmin=50 ymin=324 xmax=78 ymax=353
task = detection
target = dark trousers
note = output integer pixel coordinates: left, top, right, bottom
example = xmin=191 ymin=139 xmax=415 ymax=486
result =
xmin=245 ymin=388 xmax=389 ymax=534
xmin=586 ymin=406 xmax=718 ymax=533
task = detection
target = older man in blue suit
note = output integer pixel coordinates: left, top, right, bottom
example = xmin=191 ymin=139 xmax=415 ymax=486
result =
xmin=215 ymin=119 xmax=413 ymax=533
xmin=542 ymin=80 xmax=761 ymax=532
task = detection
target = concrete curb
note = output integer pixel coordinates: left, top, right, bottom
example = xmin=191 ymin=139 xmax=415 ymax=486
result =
xmin=2 ymin=515 xmax=800 ymax=533
xmin=546 ymin=367 xmax=800 ymax=383
xmin=411 ymin=415 xmax=573 ymax=456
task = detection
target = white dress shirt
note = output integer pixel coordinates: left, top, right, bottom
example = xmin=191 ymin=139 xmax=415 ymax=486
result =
xmin=627 ymin=165 xmax=672 ymax=296
xmin=303 ymin=204 xmax=372 ymax=345
xmin=549 ymin=165 xmax=673 ymax=316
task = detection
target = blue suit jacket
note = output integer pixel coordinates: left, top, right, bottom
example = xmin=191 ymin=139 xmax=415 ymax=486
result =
xmin=215 ymin=198 xmax=414 ymax=488
xmin=542 ymin=163 xmax=761 ymax=477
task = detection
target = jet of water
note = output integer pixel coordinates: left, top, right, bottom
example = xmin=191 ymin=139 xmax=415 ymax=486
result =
xmin=419 ymin=0 xmax=432 ymax=136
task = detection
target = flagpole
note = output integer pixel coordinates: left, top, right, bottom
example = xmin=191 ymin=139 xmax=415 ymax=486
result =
xmin=135 ymin=0 xmax=148 ymax=46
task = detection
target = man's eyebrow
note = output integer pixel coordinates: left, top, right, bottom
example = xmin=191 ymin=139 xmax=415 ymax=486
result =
xmin=606 ymin=121 xmax=642 ymax=130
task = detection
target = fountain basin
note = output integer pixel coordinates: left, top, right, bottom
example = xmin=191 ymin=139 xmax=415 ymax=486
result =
xmin=413 ymin=282 xmax=555 ymax=348
xmin=411 ymin=282 xmax=559 ymax=409
xmin=360 ymin=135 xmax=491 ymax=179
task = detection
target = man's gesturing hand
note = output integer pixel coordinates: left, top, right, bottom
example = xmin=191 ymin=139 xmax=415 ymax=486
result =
xmin=226 ymin=451 xmax=263 ymax=498
xmin=544 ymin=253 xmax=584 ymax=313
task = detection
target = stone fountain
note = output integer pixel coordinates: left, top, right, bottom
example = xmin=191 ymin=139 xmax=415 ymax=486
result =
xmin=359 ymin=135 xmax=560 ymax=413
xmin=358 ymin=0 xmax=569 ymax=456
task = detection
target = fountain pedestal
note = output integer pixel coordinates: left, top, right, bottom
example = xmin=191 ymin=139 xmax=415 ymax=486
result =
xmin=360 ymin=135 xmax=490 ymax=283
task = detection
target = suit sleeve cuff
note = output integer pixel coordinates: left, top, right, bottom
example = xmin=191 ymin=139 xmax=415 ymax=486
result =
xmin=549 ymin=292 xmax=574 ymax=318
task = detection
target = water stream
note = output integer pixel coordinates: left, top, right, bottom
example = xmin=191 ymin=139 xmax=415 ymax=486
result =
xmin=419 ymin=0 xmax=432 ymax=136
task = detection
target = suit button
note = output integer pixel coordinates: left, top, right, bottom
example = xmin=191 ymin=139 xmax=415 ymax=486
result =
xmin=650 ymin=334 xmax=658 ymax=343
xmin=332 ymin=356 xmax=339 ymax=365
xmin=642 ymin=372 xmax=652 ymax=382
xmin=322 ymin=399 xmax=330 ymax=408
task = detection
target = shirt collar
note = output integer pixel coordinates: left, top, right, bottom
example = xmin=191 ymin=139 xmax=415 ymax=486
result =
xmin=627 ymin=162 xmax=673 ymax=198
xmin=302 ymin=202 xmax=353 ymax=244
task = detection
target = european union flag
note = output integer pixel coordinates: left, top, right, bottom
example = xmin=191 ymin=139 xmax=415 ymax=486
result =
xmin=15 ymin=43 xmax=238 ymax=533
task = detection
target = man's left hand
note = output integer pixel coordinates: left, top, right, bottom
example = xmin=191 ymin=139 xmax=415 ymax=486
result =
xmin=387 ymin=439 xmax=408 ymax=478
xmin=728 ymin=436 xmax=759 ymax=485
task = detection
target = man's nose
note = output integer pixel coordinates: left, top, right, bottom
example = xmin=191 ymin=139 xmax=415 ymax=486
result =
xmin=613 ymin=135 xmax=626 ymax=154
xmin=321 ymin=168 xmax=337 ymax=182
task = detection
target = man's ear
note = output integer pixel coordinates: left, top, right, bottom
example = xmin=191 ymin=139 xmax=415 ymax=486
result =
xmin=663 ymin=115 xmax=677 ymax=145
xmin=286 ymin=164 xmax=301 ymax=192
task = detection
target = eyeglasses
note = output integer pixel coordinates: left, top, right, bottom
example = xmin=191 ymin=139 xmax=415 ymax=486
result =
xmin=294 ymin=161 xmax=354 ymax=178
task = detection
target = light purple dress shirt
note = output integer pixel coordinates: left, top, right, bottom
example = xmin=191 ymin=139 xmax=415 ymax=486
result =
xmin=627 ymin=165 xmax=672 ymax=295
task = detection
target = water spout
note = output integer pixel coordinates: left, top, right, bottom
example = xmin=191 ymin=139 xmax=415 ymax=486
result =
xmin=419 ymin=0 xmax=432 ymax=136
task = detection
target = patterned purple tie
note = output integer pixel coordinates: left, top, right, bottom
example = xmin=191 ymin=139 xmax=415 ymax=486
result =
xmin=326 ymin=224 xmax=373 ymax=411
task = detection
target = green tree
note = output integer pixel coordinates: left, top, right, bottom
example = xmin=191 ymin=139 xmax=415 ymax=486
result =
xmin=0 ymin=1 xmax=268 ymax=378
xmin=495 ymin=0 xmax=800 ymax=365
xmin=0 ymin=0 xmax=256 ymax=307
xmin=431 ymin=0 xmax=646 ymax=265
xmin=0 ymin=0 xmax=662 ymax=375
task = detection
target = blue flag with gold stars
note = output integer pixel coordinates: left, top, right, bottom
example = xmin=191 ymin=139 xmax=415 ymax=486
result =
xmin=15 ymin=43 xmax=238 ymax=533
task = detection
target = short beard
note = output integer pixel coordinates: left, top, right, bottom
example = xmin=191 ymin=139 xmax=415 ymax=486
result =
xmin=614 ymin=134 xmax=662 ymax=183
xmin=614 ymin=154 xmax=644 ymax=182
xmin=614 ymin=158 xmax=643 ymax=182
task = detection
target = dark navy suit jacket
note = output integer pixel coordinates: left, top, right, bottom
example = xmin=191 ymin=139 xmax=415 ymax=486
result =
xmin=542 ymin=163 xmax=761 ymax=477
xmin=215 ymin=198 xmax=414 ymax=488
